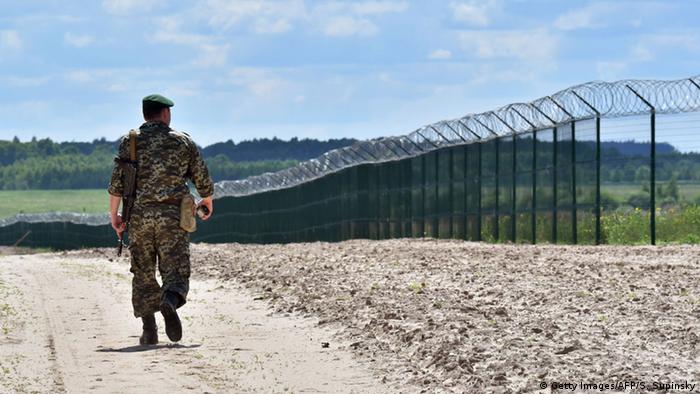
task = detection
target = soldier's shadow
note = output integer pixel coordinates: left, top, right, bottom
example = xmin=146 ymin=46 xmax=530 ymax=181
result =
xmin=96 ymin=343 xmax=201 ymax=353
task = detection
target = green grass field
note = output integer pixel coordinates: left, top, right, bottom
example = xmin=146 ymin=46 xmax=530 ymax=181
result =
xmin=602 ymin=182 xmax=700 ymax=202
xmin=2 ymin=183 xmax=700 ymax=222
xmin=0 ymin=189 xmax=107 ymax=219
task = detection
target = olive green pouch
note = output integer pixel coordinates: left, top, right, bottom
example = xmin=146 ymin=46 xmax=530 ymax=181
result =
xmin=179 ymin=195 xmax=197 ymax=232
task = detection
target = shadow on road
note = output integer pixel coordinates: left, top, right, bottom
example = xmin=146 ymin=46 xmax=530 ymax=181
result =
xmin=96 ymin=343 xmax=201 ymax=353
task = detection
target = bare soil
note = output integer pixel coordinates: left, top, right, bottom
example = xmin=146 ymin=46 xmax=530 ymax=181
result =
xmin=1 ymin=239 xmax=699 ymax=393
xmin=190 ymin=239 xmax=700 ymax=393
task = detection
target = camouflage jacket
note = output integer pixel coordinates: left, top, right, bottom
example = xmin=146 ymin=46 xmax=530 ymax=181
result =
xmin=108 ymin=121 xmax=214 ymax=204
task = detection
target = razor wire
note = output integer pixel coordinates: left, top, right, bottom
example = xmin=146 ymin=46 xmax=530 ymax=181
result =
xmin=214 ymin=75 xmax=700 ymax=198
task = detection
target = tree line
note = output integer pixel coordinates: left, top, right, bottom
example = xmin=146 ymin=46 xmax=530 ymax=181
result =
xmin=0 ymin=136 xmax=356 ymax=166
xmin=0 ymin=136 xmax=353 ymax=190
xmin=0 ymin=150 xmax=298 ymax=190
xmin=1 ymin=136 xmax=700 ymax=190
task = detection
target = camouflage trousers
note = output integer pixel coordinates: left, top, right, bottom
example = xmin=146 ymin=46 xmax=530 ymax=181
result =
xmin=128 ymin=204 xmax=190 ymax=318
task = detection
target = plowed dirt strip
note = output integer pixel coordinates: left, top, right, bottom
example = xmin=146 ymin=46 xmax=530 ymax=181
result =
xmin=0 ymin=254 xmax=388 ymax=394
xmin=186 ymin=240 xmax=700 ymax=393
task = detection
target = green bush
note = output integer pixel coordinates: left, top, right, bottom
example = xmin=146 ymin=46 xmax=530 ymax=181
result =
xmin=656 ymin=205 xmax=700 ymax=244
xmin=600 ymin=208 xmax=650 ymax=244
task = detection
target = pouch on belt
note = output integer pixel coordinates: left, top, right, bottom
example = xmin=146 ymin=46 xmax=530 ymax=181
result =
xmin=179 ymin=194 xmax=197 ymax=232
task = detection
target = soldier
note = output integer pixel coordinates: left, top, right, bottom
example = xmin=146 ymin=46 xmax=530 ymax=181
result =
xmin=107 ymin=94 xmax=214 ymax=345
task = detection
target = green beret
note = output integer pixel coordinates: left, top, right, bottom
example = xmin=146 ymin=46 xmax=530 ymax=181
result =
xmin=142 ymin=94 xmax=174 ymax=107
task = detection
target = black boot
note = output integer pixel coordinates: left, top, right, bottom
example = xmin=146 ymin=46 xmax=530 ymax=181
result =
xmin=160 ymin=291 xmax=182 ymax=342
xmin=139 ymin=314 xmax=158 ymax=345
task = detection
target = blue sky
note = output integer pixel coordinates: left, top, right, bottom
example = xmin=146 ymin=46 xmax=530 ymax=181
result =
xmin=0 ymin=0 xmax=699 ymax=145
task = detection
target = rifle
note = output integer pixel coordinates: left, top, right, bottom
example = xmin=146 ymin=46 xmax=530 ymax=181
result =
xmin=116 ymin=130 xmax=138 ymax=257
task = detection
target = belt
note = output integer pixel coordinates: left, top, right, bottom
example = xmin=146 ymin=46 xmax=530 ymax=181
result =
xmin=142 ymin=197 xmax=181 ymax=206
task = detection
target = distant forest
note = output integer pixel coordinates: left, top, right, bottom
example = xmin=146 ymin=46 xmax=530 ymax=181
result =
xmin=0 ymin=136 xmax=699 ymax=190
xmin=0 ymin=136 xmax=355 ymax=189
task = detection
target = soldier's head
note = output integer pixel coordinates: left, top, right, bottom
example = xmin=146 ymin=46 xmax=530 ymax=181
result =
xmin=142 ymin=94 xmax=174 ymax=125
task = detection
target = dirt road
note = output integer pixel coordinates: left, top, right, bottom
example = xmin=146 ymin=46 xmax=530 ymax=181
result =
xmin=0 ymin=254 xmax=388 ymax=393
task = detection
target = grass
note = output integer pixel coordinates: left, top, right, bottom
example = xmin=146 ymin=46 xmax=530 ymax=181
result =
xmin=602 ymin=182 xmax=700 ymax=203
xmin=602 ymin=205 xmax=700 ymax=244
xmin=0 ymin=189 xmax=107 ymax=219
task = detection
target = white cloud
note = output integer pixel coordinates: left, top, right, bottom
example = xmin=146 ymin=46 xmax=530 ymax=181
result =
xmin=202 ymin=0 xmax=405 ymax=37
xmin=554 ymin=2 xmax=670 ymax=31
xmin=106 ymin=83 xmax=129 ymax=92
xmin=323 ymin=16 xmax=378 ymax=37
xmin=554 ymin=4 xmax=601 ymax=30
xmin=3 ymin=76 xmax=51 ymax=87
xmin=152 ymin=30 xmax=207 ymax=46
xmin=596 ymin=61 xmax=627 ymax=80
xmin=458 ymin=29 xmax=558 ymax=62
xmin=204 ymin=0 xmax=305 ymax=33
xmin=316 ymin=1 xmax=407 ymax=37
xmin=165 ymin=83 xmax=202 ymax=97
xmin=450 ymin=1 xmax=499 ymax=27
xmin=630 ymin=45 xmax=653 ymax=62
xmin=253 ymin=17 xmax=293 ymax=34
xmin=151 ymin=17 xmax=229 ymax=68
xmin=1 ymin=14 xmax=84 ymax=24
xmin=229 ymin=67 xmax=292 ymax=99
xmin=102 ymin=0 xmax=165 ymax=14
xmin=66 ymin=70 xmax=98 ymax=83
xmin=64 ymin=33 xmax=94 ymax=48
xmin=155 ymin=0 xmax=405 ymax=42
xmin=428 ymin=49 xmax=452 ymax=60
xmin=642 ymin=32 xmax=700 ymax=54
xmin=468 ymin=63 xmax=542 ymax=85
xmin=0 ymin=30 xmax=22 ymax=50
xmin=351 ymin=1 xmax=409 ymax=15
xmin=195 ymin=43 xmax=230 ymax=68
xmin=316 ymin=1 xmax=408 ymax=16
xmin=596 ymin=32 xmax=700 ymax=79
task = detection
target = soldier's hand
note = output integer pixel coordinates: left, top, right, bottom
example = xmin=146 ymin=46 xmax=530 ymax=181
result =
xmin=197 ymin=196 xmax=213 ymax=221
xmin=110 ymin=213 xmax=126 ymax=237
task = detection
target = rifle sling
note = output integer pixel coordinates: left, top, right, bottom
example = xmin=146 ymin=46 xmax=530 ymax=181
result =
xmin=129 ymin=130 xmax=137 ymax=161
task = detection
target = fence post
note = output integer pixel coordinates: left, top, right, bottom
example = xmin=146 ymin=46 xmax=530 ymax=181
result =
xmin=596 ymin=116 xmax=601 ymax=244
xmin=448 ymin=148 xmax=454 ymax=239
xmin=571 ymin=90 xmax=602 ymax=244
xmin=495 ymin=137 xmax=500 ymax=241
xmin=511 ymin=135 xmax=517 ymax=242
xmin=553 ymin=127 xmax=558 ymax=243
xmin=493 ymin=112 xmax=518 ymax=243
xmin=477 ymin=142 xmax=482 ymax=241
xmin=422 ymin=154 xmax=426 ymax=237
xmin=572 ymin=121 xmax=577 ymax=244
xmin=464 ymin=144 xmax=469 ymax=240
xmin=434 ymin=151 xmax=439 ymax=238
xmin=532 ymin=129 xmax=537 ymax=244
xmin=529 ymin=104 xmax=559 ymax=244
xmin=626 ymin=85 xmax=656 ymax=245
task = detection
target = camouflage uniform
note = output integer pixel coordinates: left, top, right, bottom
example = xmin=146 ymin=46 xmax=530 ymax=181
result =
xmin=108 ymin=121 xmax=213 ymax=318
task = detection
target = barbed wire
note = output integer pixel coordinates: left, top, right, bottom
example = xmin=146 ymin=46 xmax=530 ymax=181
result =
xmin=214 ymin=75 xmax=700 ymax=198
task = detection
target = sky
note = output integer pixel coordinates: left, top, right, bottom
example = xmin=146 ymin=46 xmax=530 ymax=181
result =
xmin=1 ymin=0 xmax=699 ymax=146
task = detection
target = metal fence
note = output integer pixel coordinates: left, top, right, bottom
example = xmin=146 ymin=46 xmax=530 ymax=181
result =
xmin=2 ymin=75 xmax=700 ymax=249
